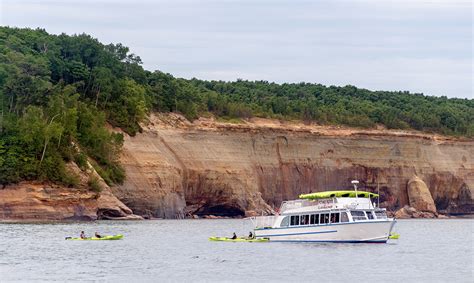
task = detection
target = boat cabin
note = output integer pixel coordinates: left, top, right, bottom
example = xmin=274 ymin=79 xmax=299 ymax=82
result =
xmin=275 ymin=197 xmax=387 ymax=228
xmin=250 ymin=184 xmax=396 ymax=243
xmin=252 ymin=190 xmax=388 ymax=229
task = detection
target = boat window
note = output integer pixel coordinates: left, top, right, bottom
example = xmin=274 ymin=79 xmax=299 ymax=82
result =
xmin=310 ymin=214 xmax=320 ymax=225
xmin=290 ymin=215 xmax=300 ymax=226
xmin=330 ymin=212 xmax=340 ymax=223
xmin=375 ymin=211 xmax=387 ymax=219
xmin=340 ymin=212 xmax=349 ymax=223
xmin=351 ymin=210 xmax=367 ymax=221
xmin=300 ymin=215 xmax=309 ymax=225
xmin=366 ymin=211 xmax=374 ymax=219
xmin=280 ymin=216 xmax=289 ymax=227
xmin=320 ymin=213 xmax=329 ymax=224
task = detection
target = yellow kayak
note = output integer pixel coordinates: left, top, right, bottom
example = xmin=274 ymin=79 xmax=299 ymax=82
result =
xmin=209 ymin=236 xmax=269 ymax=242
xmin=66 ymin=234 xmax=123 ymax=240
xmin=389 ymin=233 xmax=400 ymax=239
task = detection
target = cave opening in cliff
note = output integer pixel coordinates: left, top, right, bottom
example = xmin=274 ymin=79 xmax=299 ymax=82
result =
xmin=97 ymin=209 xmax=124 ymax=220
xmin=196 ymin=205 xmax=245 ymax=217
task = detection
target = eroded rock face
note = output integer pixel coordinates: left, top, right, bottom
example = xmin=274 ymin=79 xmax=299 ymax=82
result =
xmin=407 ymin=176 xmax=437 ymax=213
xmin=394 ymin=205 xmax=438 ymax=219
xmin=0 ymin=183 xmax=141 ymax=221
xmin=0 ymin=162 xmax=141 ymax=221
xmin=97 ymin=187 xmax=143 ymax=220
xmin=0 ymin=183 xmax=98 ymax=221
xmin=114 ymin=114 xmax=474 ymax=218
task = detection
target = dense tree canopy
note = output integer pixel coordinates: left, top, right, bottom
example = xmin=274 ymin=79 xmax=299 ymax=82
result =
xmin=0 ymin=26 xmax=472 ymax=185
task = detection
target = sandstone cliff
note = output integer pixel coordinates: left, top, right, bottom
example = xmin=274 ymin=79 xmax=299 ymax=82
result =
xmin=0 ymin=163 xmax=141 ymax=221
xmin=407 ymin=176 xmax=437 ymax=213
xmin=113 ymin=114 xmax=474 ymax=218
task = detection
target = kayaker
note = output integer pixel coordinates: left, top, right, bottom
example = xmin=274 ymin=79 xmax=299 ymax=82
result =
xmin=80 ymin=231 xmax=86 ymax=239
xmin=248 ymin=232 xmax=254 ymax=239
xmin=95 ymin=232 xmax=102 ymax=238
xmin=231 ymin=232 xmax=237 ymax=240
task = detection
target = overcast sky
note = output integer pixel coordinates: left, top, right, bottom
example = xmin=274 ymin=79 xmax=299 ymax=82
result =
xmin=1 ymin=0 xmax=472 ymax=98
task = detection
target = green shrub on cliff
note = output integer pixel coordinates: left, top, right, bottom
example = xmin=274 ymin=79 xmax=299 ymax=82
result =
xmin=88 ymin=176 xmax=102 ymax=193
xmin=0 ymin=26 xmax=472 ymax=186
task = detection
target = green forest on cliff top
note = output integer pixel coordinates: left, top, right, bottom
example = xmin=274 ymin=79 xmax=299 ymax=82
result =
xmin=0 ymin=27 xmax=472 ymax=186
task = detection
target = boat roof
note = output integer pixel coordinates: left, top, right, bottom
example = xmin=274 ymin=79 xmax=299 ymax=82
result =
xmin=299 ymin=190 xmax=379 ymax=200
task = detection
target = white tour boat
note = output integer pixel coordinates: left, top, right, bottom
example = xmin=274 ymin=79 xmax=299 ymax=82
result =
xmin=251 ymin=181 xmax=396 ymax=243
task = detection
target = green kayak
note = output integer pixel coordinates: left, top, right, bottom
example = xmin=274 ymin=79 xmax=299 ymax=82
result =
xmin=299 ymin=190 xmax=379 ymax=200
xmin=66 ymin=234 xmax=123 ymax=241
xmin=209 ymin=237 xmax=269 ymax=242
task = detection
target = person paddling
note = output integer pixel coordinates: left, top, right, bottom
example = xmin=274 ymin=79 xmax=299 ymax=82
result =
xmin=231 ymin=232 xmax=237 ymax=240
xmin=95 ymin=232 xmax=102 ymax=238
xmin=80 ymin=231 xmax=86 ymax=239
xmin=248 ymin=232 xmax=254 ymax=239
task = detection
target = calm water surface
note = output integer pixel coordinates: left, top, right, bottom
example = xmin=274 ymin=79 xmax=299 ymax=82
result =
xmin=0 ymin=219 xmax=473 ymax=282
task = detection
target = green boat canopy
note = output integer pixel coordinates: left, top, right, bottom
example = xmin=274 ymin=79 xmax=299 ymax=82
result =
xmin=299 ymin=190 xmax=379 ymax=200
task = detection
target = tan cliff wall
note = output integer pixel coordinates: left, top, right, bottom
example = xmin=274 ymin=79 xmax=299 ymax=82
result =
xmin=113 ymin=114 xmax=473 ymax=218
xmin=1 ymin=113 xmax=470 ymax=221
xmin=0 ymin=162 xmax=141 ymax=221
xmin=0 ymin=184 xmax=141 ymax=221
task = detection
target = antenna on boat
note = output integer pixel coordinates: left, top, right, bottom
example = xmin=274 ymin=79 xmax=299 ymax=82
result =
xmin=351 ymin=180 xmax=359 ymax=198
xmin=377 ymin=179 xmax=380 ymax=208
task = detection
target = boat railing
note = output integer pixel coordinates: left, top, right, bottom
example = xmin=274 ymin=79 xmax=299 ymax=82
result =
xmin=249 ymin=216 xmax=278 ymax=229
xmin=343 ymin=203 xmax=358 ymax=210
xmin=279 ymin=199 xmax=320 ymax=213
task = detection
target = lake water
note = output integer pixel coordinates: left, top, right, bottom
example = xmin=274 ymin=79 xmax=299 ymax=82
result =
xmin=0 ymin=219 xmax=472 ymax=282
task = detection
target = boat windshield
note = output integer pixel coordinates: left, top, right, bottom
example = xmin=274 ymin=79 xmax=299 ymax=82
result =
xmin=350 ymin=210 xmax=367 ymax=221
xmin=375 ymin=211 xmax=387 ymax=219
xmin=366 ymin=211 xmax=374 ymax=219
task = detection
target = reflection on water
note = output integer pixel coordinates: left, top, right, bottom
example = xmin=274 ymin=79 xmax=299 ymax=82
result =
xmin=0 ymin=219 xmax=472 ymax=282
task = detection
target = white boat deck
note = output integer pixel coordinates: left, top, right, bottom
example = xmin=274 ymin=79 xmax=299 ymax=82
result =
xmin=280 ymin=197 xmax=374 ymax=214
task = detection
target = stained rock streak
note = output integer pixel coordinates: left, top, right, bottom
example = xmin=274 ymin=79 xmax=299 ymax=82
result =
xmin=113 ymin=114 xmax=473 ymax=218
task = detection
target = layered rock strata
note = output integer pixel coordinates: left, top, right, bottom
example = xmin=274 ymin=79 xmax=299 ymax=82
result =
xmin=114 ymin=114 xmax=474 ymax=218
xmin=0 ymin=163 xmax=141 ymax=221
xmin=0 ymin=183 xmax=98 ymax=221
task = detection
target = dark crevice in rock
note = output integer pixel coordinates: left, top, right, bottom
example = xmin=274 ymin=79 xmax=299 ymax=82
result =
xmin=97 ymin=208 xmax=125 ymax=220
xmin=195 ymin=204 xmax=245 ymax=217
xmin=435 ymin=196 xmax=450 ymax=211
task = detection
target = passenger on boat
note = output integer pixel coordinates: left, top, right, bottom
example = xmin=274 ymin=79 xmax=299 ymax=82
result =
xmin=80 ymin=231 xmax=86 ymax=239
xmin=95 ymin=232 xmax=102 ymax=238
xmin=324 ymin=214 xmax=330 ymax=223
xmin=231 ymin=232 xmax=237 ymax=240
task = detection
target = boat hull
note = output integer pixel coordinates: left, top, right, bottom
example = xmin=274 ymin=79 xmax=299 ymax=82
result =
xmin=254 ymin=220 xmax=395 ymax=243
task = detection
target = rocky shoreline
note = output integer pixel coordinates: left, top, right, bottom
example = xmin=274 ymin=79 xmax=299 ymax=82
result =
xmin=0 ymin=177 xmax=468 ymax=222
